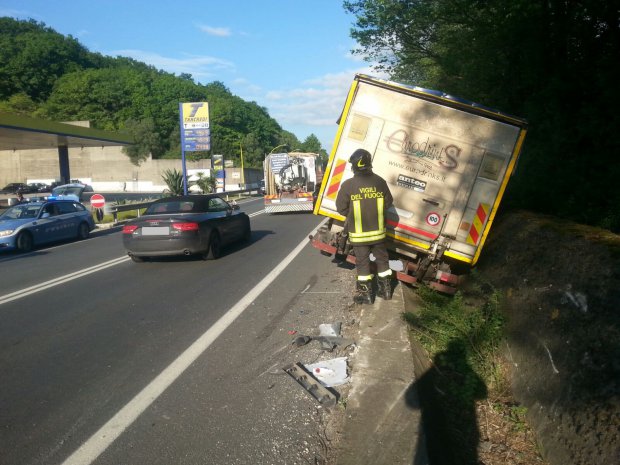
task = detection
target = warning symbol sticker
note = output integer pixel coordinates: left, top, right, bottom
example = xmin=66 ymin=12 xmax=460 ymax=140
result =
xmin=426 ymin=212 xmax=441 ymax=226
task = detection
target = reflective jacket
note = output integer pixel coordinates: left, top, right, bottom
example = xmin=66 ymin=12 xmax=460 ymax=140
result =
xmin=336 ymin=171 xmax=393 ymax=245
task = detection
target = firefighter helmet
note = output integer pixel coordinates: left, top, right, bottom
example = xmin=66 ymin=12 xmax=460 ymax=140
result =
xmin=349 ymin=149 xmax=372 ymax=172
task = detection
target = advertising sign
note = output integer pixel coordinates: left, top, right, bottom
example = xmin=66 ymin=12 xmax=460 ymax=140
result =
xmin=180 ymin=102 xmax=210 ymax=151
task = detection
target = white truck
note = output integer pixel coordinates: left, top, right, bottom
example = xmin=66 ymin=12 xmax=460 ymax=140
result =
xmin=263 ymin=151 xmax=321 ymax=213
xmin=311 ymin=74 xmax=527 ymax=293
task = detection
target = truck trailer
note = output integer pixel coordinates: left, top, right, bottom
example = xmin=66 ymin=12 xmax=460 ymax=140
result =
xmin=263 ymin=152 xmax=321 ymax=214
xmin=311 ymin=75 xmax=527 ymax=293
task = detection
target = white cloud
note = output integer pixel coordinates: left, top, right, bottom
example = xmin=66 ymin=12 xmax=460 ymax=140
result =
xmin=236 ymin=66 xmax=389 ymax=149
xmin=109 ymin=49 xmax=235 ymax=79
xmin=198 ymin=24 xmax=232 ymax=37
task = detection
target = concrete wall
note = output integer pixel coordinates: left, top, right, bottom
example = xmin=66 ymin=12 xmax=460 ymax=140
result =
xmin=0 ymin=146 xmax=262 ymax=192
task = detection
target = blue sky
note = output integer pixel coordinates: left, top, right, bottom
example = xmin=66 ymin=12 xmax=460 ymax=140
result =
xmin=0 ymin=0 xmax=387 ymax=153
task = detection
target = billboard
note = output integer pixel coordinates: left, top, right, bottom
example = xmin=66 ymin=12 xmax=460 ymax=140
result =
xmin=180 ymin=102 xmax=210 ymax=152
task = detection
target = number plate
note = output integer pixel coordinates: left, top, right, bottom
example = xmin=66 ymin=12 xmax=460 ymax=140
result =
xmin=142 ymin=227 xmax=170 ymax=236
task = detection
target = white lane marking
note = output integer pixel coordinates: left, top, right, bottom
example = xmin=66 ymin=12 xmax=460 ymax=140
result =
xmin=0 ymin=256 xmax=130 ymax=306
xmin=61 ymin=218 xmax=327 ymax=465
xmin=248 ymin=210 xmax=264 ymax=218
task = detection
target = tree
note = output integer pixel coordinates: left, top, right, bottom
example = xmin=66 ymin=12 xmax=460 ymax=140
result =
xmin=195 ymin=172 xmax=217 ymax=194
xmin=122 ymin=118 xmax=164 ymax=166
xmin=343 ymin=0 xmax=620 ymax=232
xmin=0 ymin=92 xmax=38 ymax=115
xmin=161 ymin=168 xmax=187 ymax=196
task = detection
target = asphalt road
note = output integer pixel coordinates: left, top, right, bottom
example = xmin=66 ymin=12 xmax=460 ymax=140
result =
xmin=0 ymin=198 xmax=353 ymax=465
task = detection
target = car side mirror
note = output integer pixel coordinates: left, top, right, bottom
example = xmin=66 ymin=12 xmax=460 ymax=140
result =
xmin=232 ymin=203 xmax=240 ymax=210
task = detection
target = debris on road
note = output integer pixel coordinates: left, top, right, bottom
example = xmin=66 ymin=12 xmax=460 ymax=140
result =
xmin=282 ymin=362 xmax=337 ymax=407
xmin=305 ymin=357 xmax=349 ymax=387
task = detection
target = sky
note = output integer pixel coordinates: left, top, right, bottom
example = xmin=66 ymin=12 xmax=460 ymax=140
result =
xmin=0 ymin=0 xmax=388 ymax=153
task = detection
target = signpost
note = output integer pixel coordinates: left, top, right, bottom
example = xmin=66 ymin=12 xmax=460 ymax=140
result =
xmin=90 ymin=193 xmax=105 ymax=208
xmin=90 ymin=193 xmax=105 ymax=222
xmin=179 ymin=102 xmax=210 ymax=194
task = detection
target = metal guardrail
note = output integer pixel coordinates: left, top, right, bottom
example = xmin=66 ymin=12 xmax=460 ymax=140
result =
xmin=100 ymin=189 xmax=258 ymax=223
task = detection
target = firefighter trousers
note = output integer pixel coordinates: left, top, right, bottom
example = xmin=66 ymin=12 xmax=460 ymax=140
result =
xmin=353 ymin=242 xmax=391 ymax=280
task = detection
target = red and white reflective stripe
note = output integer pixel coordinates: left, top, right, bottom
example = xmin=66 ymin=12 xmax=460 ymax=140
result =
xmin=466 ymin=203 xmax=490 ymax=245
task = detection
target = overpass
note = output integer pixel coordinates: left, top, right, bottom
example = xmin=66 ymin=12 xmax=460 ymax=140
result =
xmin=0 ymin=112 xmax=132 ymax=184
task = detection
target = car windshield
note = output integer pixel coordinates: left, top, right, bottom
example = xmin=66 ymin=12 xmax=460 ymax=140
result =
xmin=0 ymin=204 xmax=43 ymax=220
xmin=145 ymin=200 xmax=197 ymax=214
xmin=52 ymin=186 xmax=82 ymax=196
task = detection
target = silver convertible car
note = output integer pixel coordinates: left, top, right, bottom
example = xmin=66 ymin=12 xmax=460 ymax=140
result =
xmin=122 ymin=195 xmax=251 ymax=262
xmin=0 ymin=200 xmax=95 ymax=252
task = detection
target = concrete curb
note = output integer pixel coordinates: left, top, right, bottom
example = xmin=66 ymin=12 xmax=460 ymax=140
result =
xmin=336 ymin=284 xmax=428 ymax=465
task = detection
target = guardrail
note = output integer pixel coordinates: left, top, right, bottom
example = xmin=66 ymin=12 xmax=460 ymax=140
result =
xmin=100 ymin=189 xmax=258 ymax=223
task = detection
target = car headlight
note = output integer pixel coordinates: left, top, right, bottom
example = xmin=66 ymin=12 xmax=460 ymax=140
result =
xmin=0 ymin=230 xmax=15 ymax=237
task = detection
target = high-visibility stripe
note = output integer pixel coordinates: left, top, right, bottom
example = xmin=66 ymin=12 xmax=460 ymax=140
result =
xmin=353 ymin=200 xmax=362 ymax=233
xmin=377 ymin=197 xmax=384 ymax=231
xmin=326 ymin=159 xmax=347 ymax=199
xmin=466 ymin=203 xmax=489 ymax=245
xmin=349 ymin=231 xmax=386 ymax=242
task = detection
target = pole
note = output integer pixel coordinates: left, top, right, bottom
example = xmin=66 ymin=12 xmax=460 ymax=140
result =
xmin=240 ymin=141 xmax=245 ymax=187
xmin=178 ymin=103 xmax=188 ymax=195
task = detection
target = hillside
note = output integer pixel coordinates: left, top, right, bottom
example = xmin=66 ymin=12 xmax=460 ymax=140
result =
xmin=0 ymin=17 xmax=325 ymax=167
xmin=477 ymin=210 xmax=620 ymax=465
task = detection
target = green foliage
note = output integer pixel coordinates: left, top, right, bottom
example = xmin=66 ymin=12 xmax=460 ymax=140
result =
xmin=161 ymin=168 xmax=187 ymax=196
xmin=0 ymin=17 xmax=327 ymax=169
xmin=194 ymin=172 xmax=217 ymax=194
xmin=403 ymin=276 xmax=505 ymax=394
xmin=122 ymin=118 xmax=164 ymax=166
xmin=344 ymin=0 xmax=620 ymax=232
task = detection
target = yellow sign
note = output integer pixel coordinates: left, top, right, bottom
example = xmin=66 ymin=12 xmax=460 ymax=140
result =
xmin=182 ymin=102 xmax=210 ymax=129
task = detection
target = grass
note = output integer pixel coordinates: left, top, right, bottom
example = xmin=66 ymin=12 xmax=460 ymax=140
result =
xmin=92 ymin=209 xmax=146 ymax=224
xmin=403 ymin=272 xmax=508 ymax=399
xmin=403 ymin=272 xmax=519 ymax=462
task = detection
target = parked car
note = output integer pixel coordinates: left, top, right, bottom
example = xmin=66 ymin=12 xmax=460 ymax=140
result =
xmin=28 ymin=182 xmax=51 ymax=193
xmin=0 ymin=183 xmax=32 ymax=194
xmin=47 ymin=183 xmax=94 ymax=202
xmin=0 ymin=200 xmax=95 ymax=252
xmin=122 ymin=194 xmax=251 ymax=262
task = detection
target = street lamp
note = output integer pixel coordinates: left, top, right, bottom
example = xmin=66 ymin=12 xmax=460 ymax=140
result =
xmin=268 ymin=144 xmax=288 ymax=155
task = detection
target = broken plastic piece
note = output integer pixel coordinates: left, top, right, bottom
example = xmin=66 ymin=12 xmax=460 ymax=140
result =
xmin=282 ymin=363 xmax=337 ymax=407
xmin=304 ymin=357 xmax=349 ymax=387
xmin=319 ymin=322 xmax=342 ymax=337
xmin=292 ymin=335 xmax=312 ymax=347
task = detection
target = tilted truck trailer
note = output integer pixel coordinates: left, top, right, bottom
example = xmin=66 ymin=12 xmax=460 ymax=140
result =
xmin=263 ymin=152 xmax=321 ymax=214
xmin=310 ymin=74 xmax=527 ymax=294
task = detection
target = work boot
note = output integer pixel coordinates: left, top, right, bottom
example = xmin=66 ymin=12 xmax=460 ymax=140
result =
xmin=377 ymin=276 xmax=393 ymax=300
xmin=353 ymin=280 xmax=373 ymax=305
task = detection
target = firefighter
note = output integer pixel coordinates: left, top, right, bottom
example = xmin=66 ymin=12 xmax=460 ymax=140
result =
xmin=336 ymin=148 xmax=394 ymax=304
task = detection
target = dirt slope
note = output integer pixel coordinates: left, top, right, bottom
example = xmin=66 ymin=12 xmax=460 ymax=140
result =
xmin=476 ymin=210 xmax=620 ymax=465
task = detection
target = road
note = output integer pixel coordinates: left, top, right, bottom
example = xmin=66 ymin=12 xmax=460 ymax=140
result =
xmin=0 ymin=197 xmax=352 ymax=465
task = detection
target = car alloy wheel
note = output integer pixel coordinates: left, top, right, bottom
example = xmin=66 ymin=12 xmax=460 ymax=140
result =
xmin=204 ymin=232 xmax=221 ymax=260
xmin=77 ymin=222 xmax=90 ymax=240
xmin=16 ymin=231 xmax=34 ymax=252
